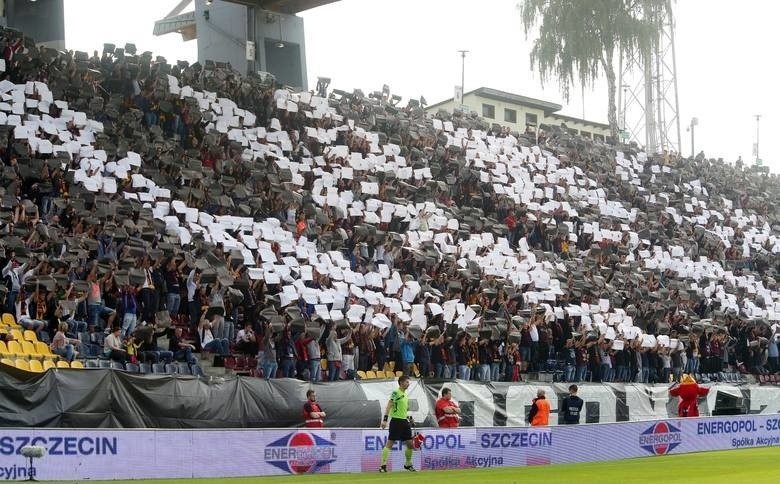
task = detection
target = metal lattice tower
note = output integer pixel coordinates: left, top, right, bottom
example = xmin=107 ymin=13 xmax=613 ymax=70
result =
xmin=617 ymin=0 xmax=681 ymax=154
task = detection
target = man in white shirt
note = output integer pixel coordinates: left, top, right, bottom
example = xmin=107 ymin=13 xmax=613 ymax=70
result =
xmin=2 ymin=252 xmax=27 ymax=314
xmin=15 ymin=296 xmax=46 ymax=335
xmin=529 ymin=321 xmax=540 ymax=372
xmin=198 ymin=314 xmax=230 ymax=355
xmin=103 ymin=327 xmax=127 ymax=362
xmin=186 ymin=268 xmax=201 ymax=329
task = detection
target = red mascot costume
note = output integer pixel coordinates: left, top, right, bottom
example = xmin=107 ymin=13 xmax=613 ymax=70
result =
xmin=669 ymin=374 xmax=710 ymax=417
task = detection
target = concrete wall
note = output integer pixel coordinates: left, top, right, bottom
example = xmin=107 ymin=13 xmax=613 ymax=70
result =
xmin=3 ymin=0 xmax=65 ymax=49
xmin=195 ymin=0 xmax=307 ymax=89
xmin=195 ymin=0 xmax=248 ymax=73
xmin=465 ymin=93 xmax=548 ymax=133
xmin=428 ymin=92 xmax=610 ymax=139
xmin=256 ymin=11 xmax=306 ymax=89
xmin=548 ymin=114 xmax=611 ymax=139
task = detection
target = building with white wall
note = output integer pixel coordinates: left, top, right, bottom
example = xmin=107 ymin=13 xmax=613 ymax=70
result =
xmin=427 ymin=87 xmax=611 ymax=140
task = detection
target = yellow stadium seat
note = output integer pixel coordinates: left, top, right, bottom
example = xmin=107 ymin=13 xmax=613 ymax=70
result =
xmin=23 ymin=330 xmax=38 ymax=342
xmin=2 ymin=313 xmax=18 ymax=328
xmin=365 ymin=370 xmax=377 ymax=379
xmin=10 ymin=329 xmax=24 ymax=342
xmin=56 ymin=361 xmax=70 ymax=369
xmin=0 ymin=341 xmax=10 ymax=357
xmin=28 ymin=360 xmax=44 ymax=373
xmin=14 ymin=359 xmax=30 ymax=371
xmin=357 ymin=370 xmax=368 ymax=380
xmin=35 ymin=342 xmax=55 ymax=358
xmin=6 ymin=340 xmax=25 ymax=358
xmin=387 ymin=361 xmax=396 ymax=371
xmin=1 ymin=358 xmax=15 ymax=367
xmin=43 ymin=360 xmax=56 ymax=371
xmin=395 ymin=371 xmax=403 ymax=378
xmin=20 ymin=341 xmax=40 ymax=358
xmin=70 ymin=360 xmax=84 ymax=369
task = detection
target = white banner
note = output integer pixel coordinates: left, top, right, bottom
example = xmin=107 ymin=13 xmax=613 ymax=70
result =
xmin=2 ymin=414 xmax=779 ymax=480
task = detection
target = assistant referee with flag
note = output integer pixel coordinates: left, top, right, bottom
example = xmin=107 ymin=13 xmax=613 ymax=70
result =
xmin=379 ymin=375 xmax=416 ymax=472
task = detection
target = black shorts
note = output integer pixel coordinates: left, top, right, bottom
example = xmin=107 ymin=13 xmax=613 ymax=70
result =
xmin=388 ymin=417 xmax=412 ymax=442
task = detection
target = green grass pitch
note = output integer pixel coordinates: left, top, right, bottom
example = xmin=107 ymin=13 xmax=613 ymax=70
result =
xmin=67 ymin=446 xmax=779 ymax=484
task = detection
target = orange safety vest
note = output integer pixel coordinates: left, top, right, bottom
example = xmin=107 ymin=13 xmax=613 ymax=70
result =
xmin=531 ymin=398 xmax=550 ymax=426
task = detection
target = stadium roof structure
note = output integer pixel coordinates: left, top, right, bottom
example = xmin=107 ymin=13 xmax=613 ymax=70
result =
xmin=153 ymin=0 xmax=338 ymax=39
xmin=220 ymin=0 xmax=340 ymax=14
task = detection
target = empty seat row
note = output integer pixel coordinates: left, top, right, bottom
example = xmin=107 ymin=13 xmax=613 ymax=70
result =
xmin=224 ymin=355 xmax=257 ymax=372
xmin=1 ymin=358 xmax=83 ymax=372
xmin=1 ymin=357 xmax=202 ymax=376
xmin=81 ymin=359 xmax=203 ymax=377
xmin=0 ymin=340 xmax=57 ymax=359
xmin=357 ymin=370 xmax=404 ymax=380
xmin=758 ymin=374 xmax=780 ymax=385
xmin=695 ymin=372 xmax=747 ymax=384
xmin=0 ymin=328 xmax=41 ymax=343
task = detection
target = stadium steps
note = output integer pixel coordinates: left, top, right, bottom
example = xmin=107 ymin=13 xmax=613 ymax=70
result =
xmin=196 ymin=354 xmax=230 ymax=378
xmin=150 ymin=334 xmax=230 ymax=378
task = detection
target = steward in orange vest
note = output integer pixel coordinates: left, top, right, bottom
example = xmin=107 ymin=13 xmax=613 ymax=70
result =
xmin=528 ymin=389 xmax=550 ymax=426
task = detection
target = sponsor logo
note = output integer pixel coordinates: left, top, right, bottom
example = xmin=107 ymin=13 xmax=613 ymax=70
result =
xmin=479 ymin=431 xmax=552 ymax=448
xmin=0 ymin=436 xmax=117 ymax=456
xmin=639 ymin=421 xmax=682 ymax=455
xmin=364 ymin=433 xmax=466 ymax=451
xmin=264 ymin=432 xmax=337 ymax=474
xmin=0 ymin=464 xmax=36 ymax=481
xmin=697 ymin=419 xmax=756 ymax=435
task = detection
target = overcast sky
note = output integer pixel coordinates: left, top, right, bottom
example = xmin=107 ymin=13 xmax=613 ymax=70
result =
xmin=64 ymin=0 xmax=779 ymax=173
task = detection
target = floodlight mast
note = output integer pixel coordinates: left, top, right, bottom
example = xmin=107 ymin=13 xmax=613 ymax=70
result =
xmin=617 ymin=0 xmax=681 ymax=154
xmin=754 ymin=114 xmax=761 ymax=165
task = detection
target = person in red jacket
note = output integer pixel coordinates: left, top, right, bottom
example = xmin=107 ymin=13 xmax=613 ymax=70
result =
xmin=303 ymin=389 xmax=326 ymax=427
xmin=669 ymin=374 xmax=709 ymax=417
xmin=435 ymin=387 xmax=461 ymax=428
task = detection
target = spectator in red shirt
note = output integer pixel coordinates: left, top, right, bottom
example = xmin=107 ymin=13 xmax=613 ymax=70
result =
xmin=504 ymin=212 xmax=517 ymax=246
xmin=434 ymin=387 xmax=461 ymax=428
xmin=294 ymin=331 xmax=309 ymax=379
xmin=303 ymin=389 xmax=326 ymax=428
xmin=295 ymin=214 xmax=306 ymax=239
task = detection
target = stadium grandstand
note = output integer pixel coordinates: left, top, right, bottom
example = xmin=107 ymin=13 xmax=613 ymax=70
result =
xmin=0 ymin=12 xmax=778 ymax=427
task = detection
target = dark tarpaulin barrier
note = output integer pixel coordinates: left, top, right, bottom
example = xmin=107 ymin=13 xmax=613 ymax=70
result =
xmin=0 ymin=366 xmax=378 ymax=428
xmin=2 ymin=365 xmax=778 ymax=429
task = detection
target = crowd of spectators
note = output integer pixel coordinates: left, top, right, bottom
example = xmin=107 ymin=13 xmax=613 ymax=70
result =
xmin=0 ymin=26 xmax=777 ymax=384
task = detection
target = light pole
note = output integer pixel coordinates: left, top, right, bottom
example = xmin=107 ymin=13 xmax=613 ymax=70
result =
xmin=687 ymin=117 xmax=698 ymax=158
xmin=754 ymin=114 xmax=761 ymax=164
xmin=620 ymin=84 xmax=629 ymax=140
xmin=457 ymin=50 xmax=469 ymax=95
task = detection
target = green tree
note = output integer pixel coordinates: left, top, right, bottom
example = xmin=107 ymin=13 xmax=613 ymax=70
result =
xmin=520 ymin=0 xmax=665 ymax=138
